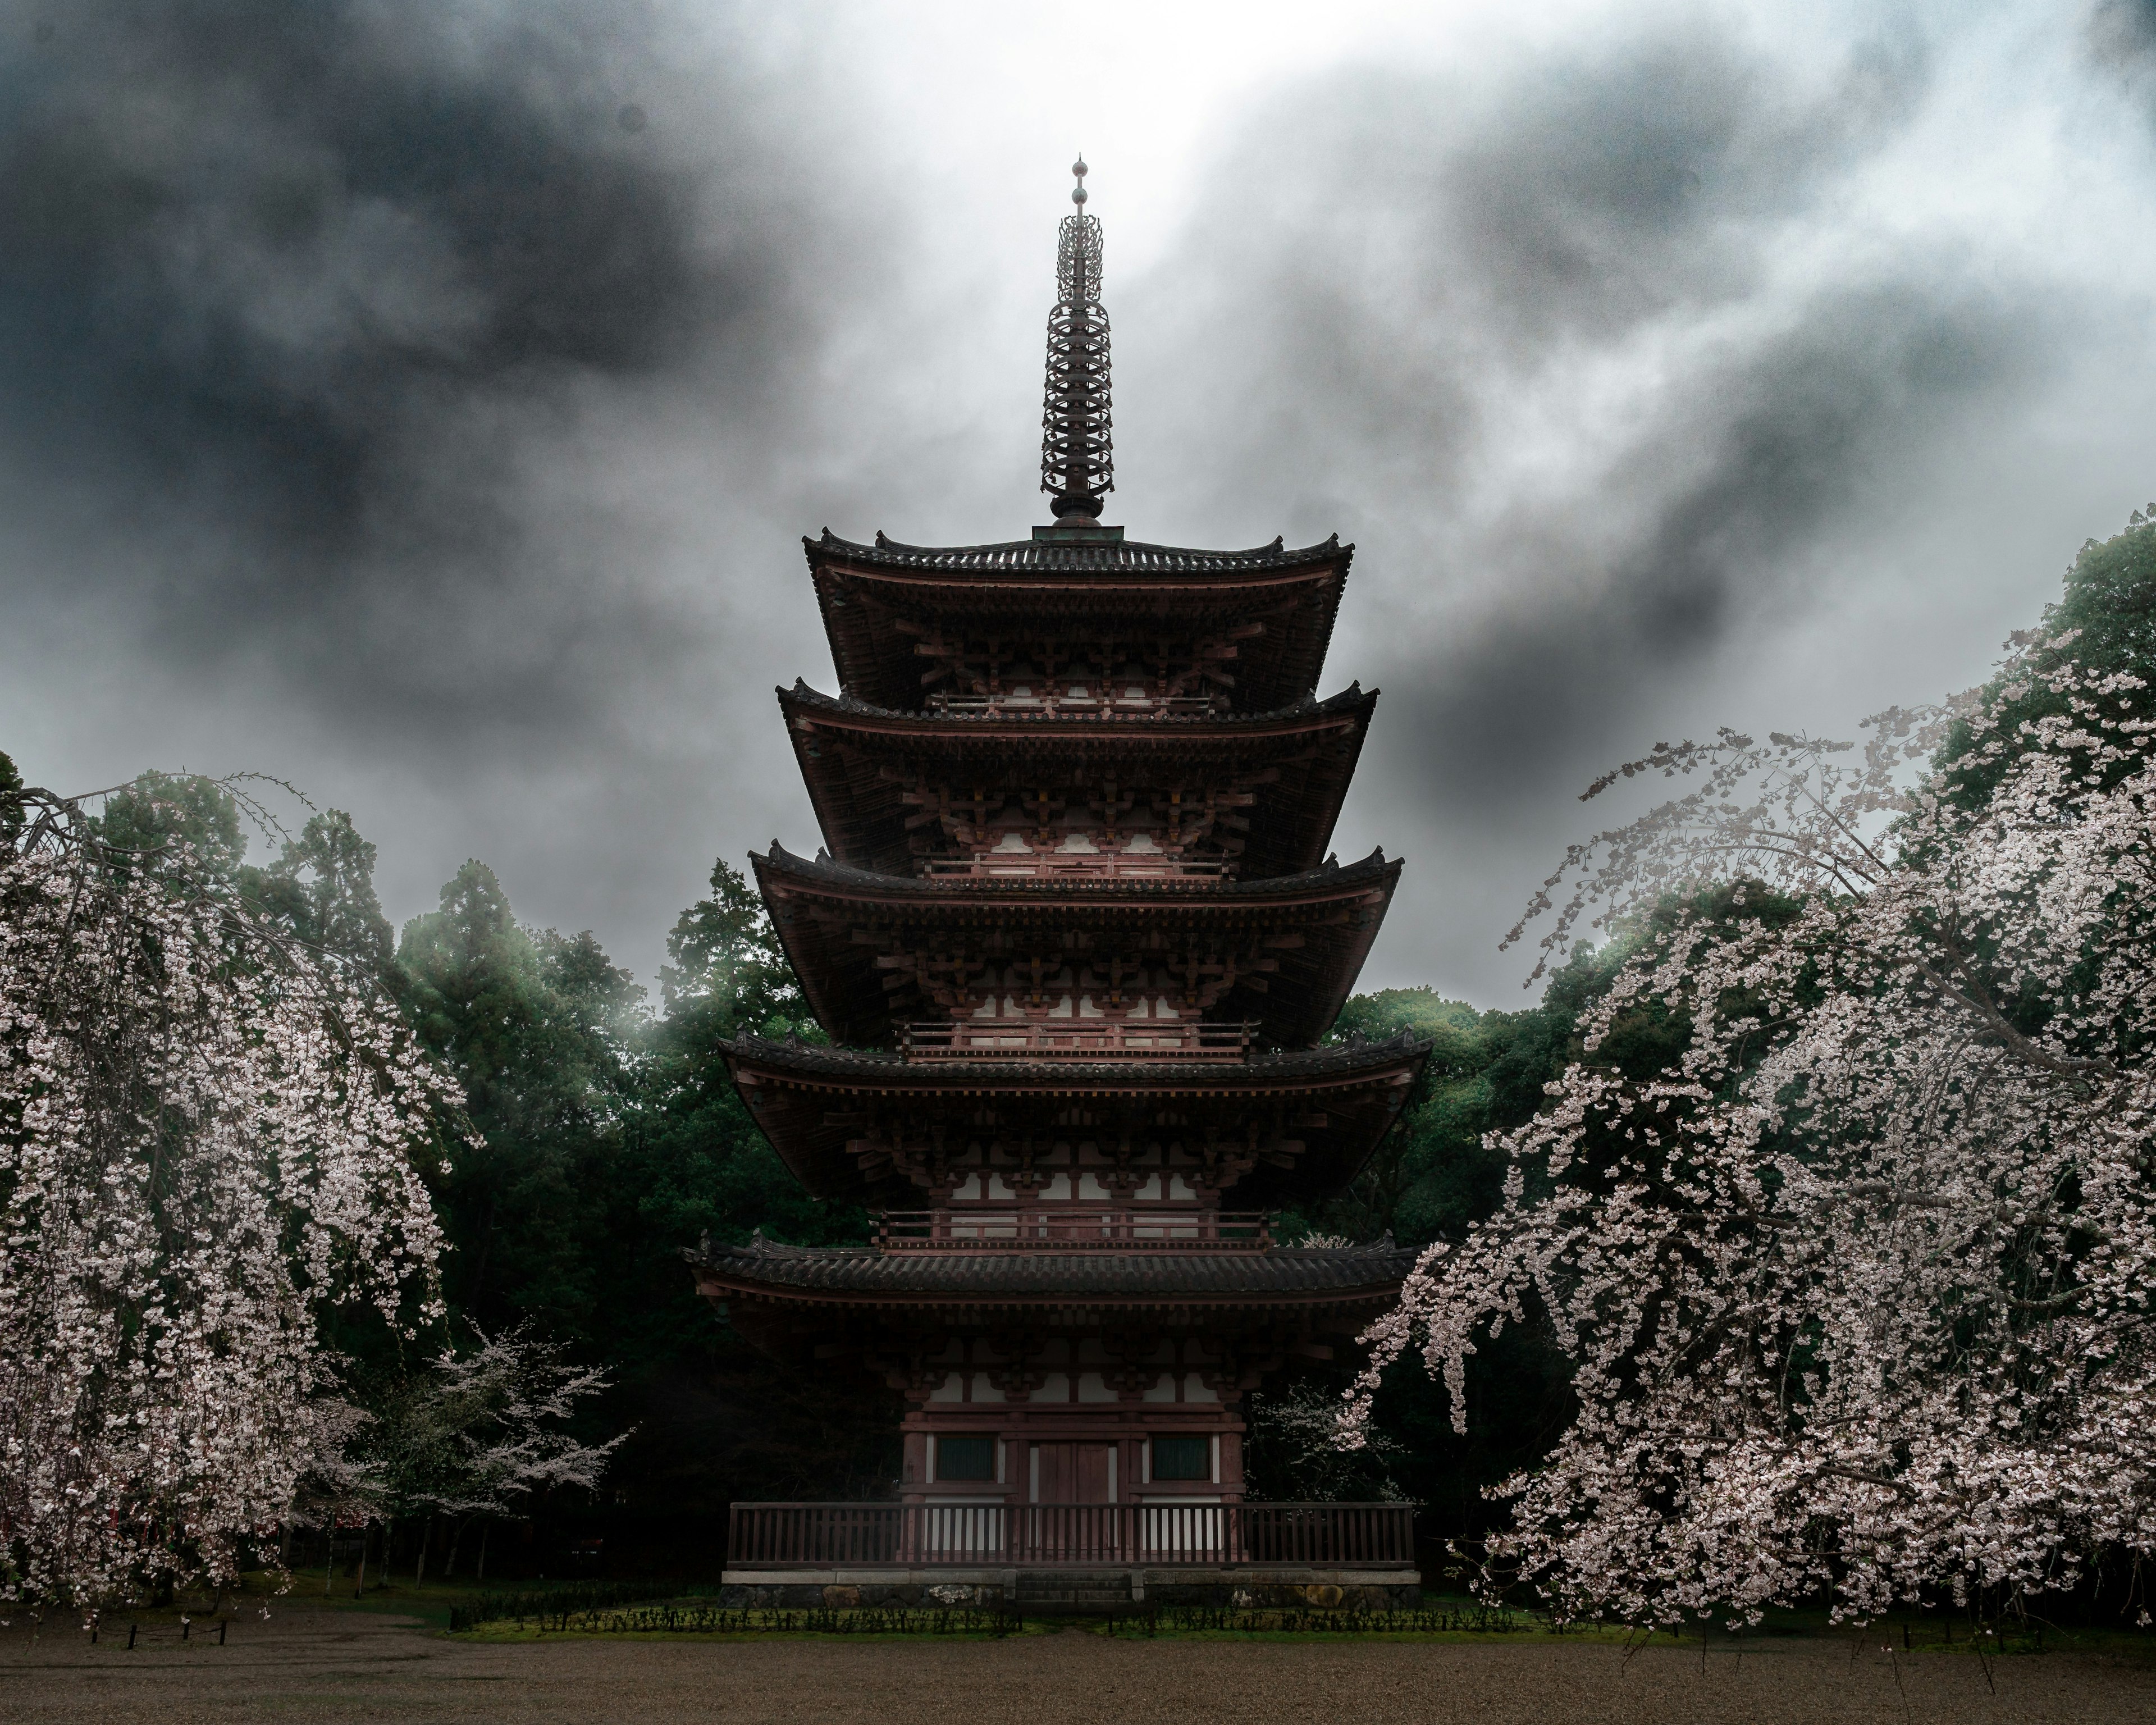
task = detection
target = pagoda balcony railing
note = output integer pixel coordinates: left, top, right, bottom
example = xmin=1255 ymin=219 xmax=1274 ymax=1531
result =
xmin=916 ymin=854 xmax=1231 ymax=883
xmin=924 ymin=693 xmax=1221 ymax=719
xmin=875 ymin=1208 xmax=1272 ymax=1251
xmin=727 ymin=1502 xmax=1415 ymax=1570
xmin=902 ymin=1020 xmax=1253 ymax=1062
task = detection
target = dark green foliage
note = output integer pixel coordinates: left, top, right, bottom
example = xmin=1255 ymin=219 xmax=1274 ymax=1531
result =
xmin=594 ymin=861 xmax=894 ymax=1535
xmin=60 ymin=769 xmax=395 ymax=975
xmin=0 ymin=749 xmax=23 ymax=842
xmin=659 ymin=859 xmax=816 ymax=1038
xmin=397 ymin=861 xmax=637 ymax=1336
xmin=1263 ymin=950 xmax=1644 ymax=1543
xmin=390 ymin=852 xmax=894 ymax=1562
xmin=1318 ymin=944 xmax=1637 ymax=1252
xmin=88 ymin=770 xmax=248 ymax=880
xmin=254 ymin=810 xmax=396 ymax=970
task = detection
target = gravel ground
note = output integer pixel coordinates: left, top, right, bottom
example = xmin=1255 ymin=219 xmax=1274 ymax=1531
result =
xmin=3 ymin=1607 xmax=2153 ymax=1724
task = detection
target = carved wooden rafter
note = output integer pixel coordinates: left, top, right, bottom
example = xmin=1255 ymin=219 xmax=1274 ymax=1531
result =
xmin=829 ymin=1101 xmax=1318 ymax=1197
xmin=894 ymin=614 xmax=1278 ymax=710
xmin=890 ymin=763 xmax=1283 ymax=861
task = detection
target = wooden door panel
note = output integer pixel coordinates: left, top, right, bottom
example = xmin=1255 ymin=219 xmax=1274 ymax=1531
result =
xmin=1076 ymin=1443 xmax=1113 ymax=1504
xmin=1031 ymin=1441 xmax=1117 ymax=1503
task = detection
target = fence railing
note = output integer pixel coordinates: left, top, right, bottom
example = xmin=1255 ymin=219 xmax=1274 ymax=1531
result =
xmin=901 ymin=1020 xmax=1253 ymax=1062
xmin=875 ymin=1209 xmax=1272 ymax=1251
xmin=924 ymin=693 xmax=1221 ymax=718
xmin=915 ymin=855 xmax=1231 ymax=883
xmin=726 ymin=1502 xmax=1415 ymax=1569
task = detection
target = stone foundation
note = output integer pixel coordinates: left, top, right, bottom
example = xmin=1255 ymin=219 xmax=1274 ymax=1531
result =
xmin=716 ymin=1572 xmax=1421 ymax=1613
xmin=1146 ymin=1581 xmax=1420 ymax=1610
xmin=719 ymin=1581 xmax=1005 ymax=1610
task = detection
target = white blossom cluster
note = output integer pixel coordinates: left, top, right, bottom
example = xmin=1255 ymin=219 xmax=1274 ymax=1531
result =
xmin=0 ymin=792 xmax=447 ymax=1606
xmin=1352 ymin=642 xmax=2156 ymax=1626
xmin=362 ymin=1324 xmax=627 ymax=1531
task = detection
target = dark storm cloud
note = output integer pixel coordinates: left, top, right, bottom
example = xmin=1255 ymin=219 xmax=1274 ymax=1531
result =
xmin=1109 ymin=15 xmax=2096 ymax=996
xmin=1136 ymin=21 xmax=2039 ymax=800
xmin=1132 ymin=28 xmax=1931 ymax=512
xmin=1406 ymin=31 xmax=1926 ymax=352
xmin=2090 ymin=0 xmax=2156 ymax=82
xmin=1380 ymin=284 xmax=2040 ymax=798
xmin=0 ymin=0 xmax=850 ymax=737
xmin=0 ymin=3 xmax=2137 ymax=1006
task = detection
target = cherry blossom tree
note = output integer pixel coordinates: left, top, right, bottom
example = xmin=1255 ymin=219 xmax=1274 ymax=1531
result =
xmin=1353 ymin=637 xmax=2156 ymax=1627
xmin=350 ymin=1324 xmax=625 ymax=1586
xmin=0 ymin=778 xmax=449 ymax=1607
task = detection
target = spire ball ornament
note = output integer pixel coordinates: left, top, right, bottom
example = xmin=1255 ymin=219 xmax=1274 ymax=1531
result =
xmin=1041 ymin=159 xmax=1113 ymax=519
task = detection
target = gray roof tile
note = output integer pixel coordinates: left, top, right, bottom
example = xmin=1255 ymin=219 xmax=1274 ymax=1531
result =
xmin=689 ymin=1236 xmax=1419 ymax=1298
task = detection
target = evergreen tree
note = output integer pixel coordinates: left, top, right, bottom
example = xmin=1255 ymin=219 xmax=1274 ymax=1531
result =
xmin=257 ymin=809 xmax=396 ymax=971
xmin=397 ymin=862 xmax=637 ymax=1340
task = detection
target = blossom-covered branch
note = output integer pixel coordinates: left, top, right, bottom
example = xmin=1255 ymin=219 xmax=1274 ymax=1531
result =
xmin=1355 ymin=641 xmax=2156 ymax=1626
xmin=0 ymin=777 xmax=450 ymax=1607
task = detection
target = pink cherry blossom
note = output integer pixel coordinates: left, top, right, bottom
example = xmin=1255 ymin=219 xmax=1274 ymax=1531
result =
xmin=0 ymin=783 xmax=448 ymax=1606
xmin=1350 ymin=641 xmax=2156 ymax=1627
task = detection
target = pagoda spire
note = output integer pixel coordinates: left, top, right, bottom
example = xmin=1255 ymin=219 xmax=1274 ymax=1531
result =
xmin=1039 ymin=156 xmax=1114 ymax=520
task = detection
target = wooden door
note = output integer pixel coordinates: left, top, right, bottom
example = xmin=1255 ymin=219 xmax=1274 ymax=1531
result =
xmin=1033 ymin=1441 xmax=1116 ymax=1504
xmin=1027 ymin=1442 xmax=1119 ymax=1560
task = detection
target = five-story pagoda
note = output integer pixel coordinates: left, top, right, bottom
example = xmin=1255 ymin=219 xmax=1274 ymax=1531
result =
xmin=694 ymin=162 xmax=1430 ymax=1606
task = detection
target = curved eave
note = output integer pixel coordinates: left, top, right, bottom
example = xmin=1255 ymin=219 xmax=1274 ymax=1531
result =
xmin=716 ymin=1032 xmax=1431 ymax=1208
xmin=681 ymin=1242 xmax=1414 ymax=1311
xmin=724 ymin=1027 xmax=1428 ymax=1087
xmin=780 ymin=679 xmax=1376 ymax=736
xmin=804 ymin=531 xmax=1351 ymax=716
xmin=808 ymin=527 xmax=1352 ymax=577
xmin=698 ymin=1285 xmax=1406 ymax=1322
xmin=758 ymin=837 xmax=1399 ymax=906
xmin=753 ymin=844 xmax=1403 ymax=1052
xmin=780 ymin=682 xmax=1377 ymax=879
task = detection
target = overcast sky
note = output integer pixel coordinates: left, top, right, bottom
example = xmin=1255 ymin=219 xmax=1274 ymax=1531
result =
xmin=5 ymin=0 xmax=2156 ymax=1006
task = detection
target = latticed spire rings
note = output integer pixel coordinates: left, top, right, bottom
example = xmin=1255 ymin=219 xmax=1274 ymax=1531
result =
xmin=1040 ymin=156 xmax=1113 ymax=519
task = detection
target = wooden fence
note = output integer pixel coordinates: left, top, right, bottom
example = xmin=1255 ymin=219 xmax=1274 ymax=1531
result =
xmin=727 ymin=1502 xmax=1415 ymax=1569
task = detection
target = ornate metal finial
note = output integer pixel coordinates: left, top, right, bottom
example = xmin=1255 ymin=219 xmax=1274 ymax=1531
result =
xmin=1040 ymin=156 xmax=1113 ymax=519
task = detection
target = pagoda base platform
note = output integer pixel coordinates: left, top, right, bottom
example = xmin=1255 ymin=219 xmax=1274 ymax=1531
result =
xmin=718 ymin=1566 xmax=1421 ymax=1613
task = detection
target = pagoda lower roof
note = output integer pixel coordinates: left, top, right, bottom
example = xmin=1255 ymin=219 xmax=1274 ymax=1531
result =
xmin=754 ymin=843 xmax=1402 ymax=1051
xmin=806 ymin=528 xmax=1350 ymax=717
xmin=688 ymin=1235 xmax=1419 ymax=1304
xmin=718 ymin=1030 xmax=1430 ymax=1207
xmin=779 ymin=682 xmax=1376 ymax=879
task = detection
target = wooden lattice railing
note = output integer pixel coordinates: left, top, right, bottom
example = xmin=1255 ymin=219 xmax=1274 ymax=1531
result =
xmin=901 ymin=1020 xmax=1252 ymax=1061
xmin=874 ymin=1209 xmax=1273 ymax=1251
xmin=726 ymin=1502 xmax=1415 ymax=1568
xmin=923 ymin=693 xmax=1221 ymax=718
xmin=915 ymin=855 xmax=1231 ymax=883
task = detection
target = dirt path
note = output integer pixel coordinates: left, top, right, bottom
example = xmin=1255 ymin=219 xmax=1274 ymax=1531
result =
xmin=3 ymin=1607 xmax=2152 ymax=1724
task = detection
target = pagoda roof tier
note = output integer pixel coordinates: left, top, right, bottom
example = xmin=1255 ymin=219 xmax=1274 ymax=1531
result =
xmin=718 ymin=1030 xmax=1429 ymax=1207
xmin=688 ymin=1235 xmax=1418 ymax=1309
xmin=778 ymin=681 xmax=1377 ymax=880
xmin=805 ymin=528 xmax=1350 ymax=716
xmin=753 ymin=843 xmax=1401 ymax=1051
